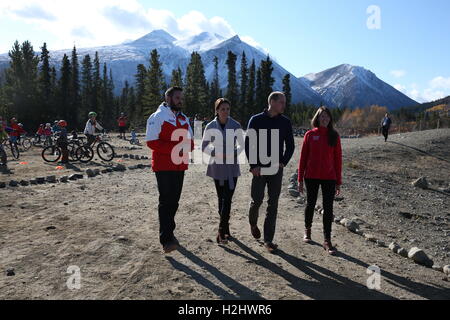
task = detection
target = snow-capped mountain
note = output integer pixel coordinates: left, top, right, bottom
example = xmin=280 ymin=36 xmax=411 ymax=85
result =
xmin=174 ymin=32 xmax=225 ymax=52
xmin=303 ymin=64 xmax=419 ymax=110
xmin=0 ymin=31 xmax=419 ymax=109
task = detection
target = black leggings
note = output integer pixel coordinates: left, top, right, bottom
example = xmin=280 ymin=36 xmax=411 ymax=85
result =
xmin=304 ymin=179 xmax=336 ymax=240
xmin=214 ymin=178 xmax=238 ymax=232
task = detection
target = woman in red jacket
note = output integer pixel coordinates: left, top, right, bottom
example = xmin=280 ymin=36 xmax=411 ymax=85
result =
xmin=298 ymin=106 xmax=342 ymax=255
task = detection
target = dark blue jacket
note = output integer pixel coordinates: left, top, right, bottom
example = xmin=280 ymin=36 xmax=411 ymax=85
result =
xmin=245 ymin=111 xmax=295 ymax=169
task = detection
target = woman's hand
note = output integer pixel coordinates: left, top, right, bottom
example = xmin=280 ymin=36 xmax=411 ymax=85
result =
xmin=336 ymin=185 xmax=341 ymax=196
xmin=298 ymin=181 xmax=304 ymax=194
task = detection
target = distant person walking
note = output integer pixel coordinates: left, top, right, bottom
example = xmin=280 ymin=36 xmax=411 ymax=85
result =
xmin=381 ymin=113 xmax=392 ymax=142
xmin=245 ymin=92 xmax=295 ymax=254
xmin=298 ymin=106 xmax=342 ymax=255
xmin=145 ymin=87 xmax=194 ymax=254
xmin=117 ymin=113 xmax=128 ymax=140
xmin=202 ymin=98 xmax=244 ymax=244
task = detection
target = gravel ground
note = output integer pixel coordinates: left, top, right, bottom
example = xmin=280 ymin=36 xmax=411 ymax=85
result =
xmin=0 ymin=129 xmax=449 ymax=300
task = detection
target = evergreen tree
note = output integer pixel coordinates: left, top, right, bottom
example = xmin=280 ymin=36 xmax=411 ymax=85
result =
xmin=142 ymin=49 xmax=164 ymax=116
xmin=282 ymin=74 xmax=292 ymax=117
xmin=70 ymin=46 xmax=81 ymax=127
xmin=245 ymin=59 xmax=256 ymax=122
xmin=81 ymin=54 xmax=93 ymax=119
xmin=210 ymin=56 xmax=220 ymax=106
xmin=184 ymin=52 xmax=208 ymax=117
xmin=58 ymin=54 xmax=71 ymax=121
xmin=134 ymin=64 xmax=147 ymax=125
xmin=255 ymin=66 xmax=264 ymax=112
xmin=260 ymin=55 xmax=275 ymax=104
xmin=239 ymin=52 xmax=249 ymax=121
xmin=225 ymin=51 xmax=239 ymax=118
xmin=170 ymin=67 xmax=183 ymax=87
xmin=38 ymin=43 xmax=51 ymax=105
xmin=92 ymin=51 xmax=101 ymax=114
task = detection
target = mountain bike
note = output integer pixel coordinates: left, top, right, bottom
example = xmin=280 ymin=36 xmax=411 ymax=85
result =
xmin=2 ymin=138 xmax=19 ymax=160
xmin=75 ymin=134 xmax=115 ymax=163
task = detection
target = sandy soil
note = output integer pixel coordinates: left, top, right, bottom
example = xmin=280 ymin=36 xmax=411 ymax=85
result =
xmin=0 ymin=130 xmax=449 ymax=300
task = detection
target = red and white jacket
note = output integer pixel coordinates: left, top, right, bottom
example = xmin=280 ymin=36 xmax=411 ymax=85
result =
xmin=146 ymin=103 xmax=194 ymax=172
xmin=298 ymin=127 xmax=342 ymax=186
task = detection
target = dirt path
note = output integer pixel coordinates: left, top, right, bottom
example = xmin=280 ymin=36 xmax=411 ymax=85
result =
xmin=1 ymin=130 xmax=449 ymax=300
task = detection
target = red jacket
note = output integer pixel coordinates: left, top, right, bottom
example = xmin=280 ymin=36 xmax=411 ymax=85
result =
xmin=9 ymin=123 xmax=26 ymax=137
xmin=117 ymin=117 xmax=127 ymax=127
xmin=298 ymin=127 xmax=342 ymax=185
xmin=146 ymin=103 xmax=194 ymax=172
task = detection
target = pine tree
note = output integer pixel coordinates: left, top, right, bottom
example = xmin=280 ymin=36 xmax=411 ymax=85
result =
xmin=81 ymin=54 xmax=93 ymax=118
xmin=170 ymin=67 xmax=183 ymax=87
xmin=255 ymin=66 xmax=263 ymax=112
xmin=134 ymin=64 xmax=147 ymax=126
xmin=142 ymin=49 xmax=164 ymax=116
xmin=39 ymin=43 xmax=51 ymax=104
xmin=184 ymin=52 xmax=208 ymax=117
xmin=210 ymin=56 xmax=220 ymax=106
xmin=282 ymin=74 xmax=292 ymax=117
xmin=260 ymin=55 xmax=275 ymax=104
xmin=92 ymin=51 xmax=101 ymax=114
xmin=225 ymin=51 xmax=239 ymax=118
xmin=239 ymin=52 xmax=249 ymax=118
xmin=70 ymin=46 xmax=81 ymax=127
xmin=58 ymin=54 xmax=71 ymax=121
xmin=245 ymin=59 xmax=256 ymax=124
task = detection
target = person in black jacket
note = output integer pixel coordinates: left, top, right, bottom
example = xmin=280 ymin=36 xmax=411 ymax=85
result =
xmin=245 ymin=92 xmax=295 ymax=253
xmin=381 ymin=113 xmax=392 ymax=142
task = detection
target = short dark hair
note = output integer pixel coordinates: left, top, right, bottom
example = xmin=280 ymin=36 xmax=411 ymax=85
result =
xmin=165 ymin=86 xmax=183 ymax=98
xmin=268 ymin=91 xmax=285 ymax=106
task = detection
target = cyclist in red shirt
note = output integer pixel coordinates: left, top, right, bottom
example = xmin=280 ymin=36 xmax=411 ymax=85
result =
xmin=117 ymin=113 xmax=128 ymax=140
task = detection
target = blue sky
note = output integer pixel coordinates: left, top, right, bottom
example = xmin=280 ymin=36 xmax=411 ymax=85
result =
xmin=1 ymin=0 xmax=449 ymax=102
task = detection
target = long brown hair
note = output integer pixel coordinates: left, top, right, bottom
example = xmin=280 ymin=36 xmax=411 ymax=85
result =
xmin=214 ymin=98 xmax=231 ymax=117
xmin=311 ymin=106 xmax=339 ymax=147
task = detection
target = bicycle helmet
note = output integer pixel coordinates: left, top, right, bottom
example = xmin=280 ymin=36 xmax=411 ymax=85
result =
xmin=88 ymin=112 xmax=97 ymax=118
xmin=46 ymin=123 xmax=51 ymax=127
xmin=58 ymin=120 xmax=67 ymax=127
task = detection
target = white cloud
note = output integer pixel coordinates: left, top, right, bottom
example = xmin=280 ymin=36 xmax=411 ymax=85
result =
xmin=241 ymin=36 xmax=269 ymax=55
xmin=0 ymin=1 xmax=237 ymax=51
xmin=390 ymin=70 xmax=406 ymax=78
xmin=430 ymin=76 xmax=450 ymax=90
xmin=394 ymin=84 xmax=406 ymax=92
xmin=398 ymin=78 xmax=450 ymax=103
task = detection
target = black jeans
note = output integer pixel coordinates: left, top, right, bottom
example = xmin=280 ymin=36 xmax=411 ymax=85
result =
xmin=382 ymin=126 xmax=389 ymax=141
xmin=214 ymin=178 xmax=238 ymax=232
xmin=249 ymin=168 xmax=284 ymax=243
xmin=304 ymin=179 xmax=336 ymax=240
xmin=155 ymin=171 xmax=185 ymax=246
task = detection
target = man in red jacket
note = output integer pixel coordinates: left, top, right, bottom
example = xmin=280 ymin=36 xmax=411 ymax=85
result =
xmin=145 ymin=86 xmax=194 ymax=254
xmin=117 ymin=113 xmax=128 ymax=140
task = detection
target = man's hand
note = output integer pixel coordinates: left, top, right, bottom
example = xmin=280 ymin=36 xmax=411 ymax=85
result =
xmin=250 ymin=167 xmax=261 ymax=177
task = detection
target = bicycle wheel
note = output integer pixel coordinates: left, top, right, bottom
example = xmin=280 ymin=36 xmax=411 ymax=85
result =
xmin=42 ymin=145 xmax=61 ymax=162
xmin=67 ymin=141 xmax=80 ymax=161
xmin=10 ymin=142 xmax=20 ymax=160
xmin=75 ymin=145 xmax=94 ymax=163
xmin=22 ymin=138 xmax=32 ymax=151
xmin=97 ymin=142 xmax=115 ymax=162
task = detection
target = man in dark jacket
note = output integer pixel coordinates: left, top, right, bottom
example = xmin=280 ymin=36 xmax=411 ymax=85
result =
xmin=381 ymin=113 xmax=392 ymax=142
xmin=245 ymin=92 xmax=295 ymax=253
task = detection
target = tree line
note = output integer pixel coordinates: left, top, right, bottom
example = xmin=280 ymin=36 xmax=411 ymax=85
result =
xmin=0 ymin=40 xmax=348 ymax=132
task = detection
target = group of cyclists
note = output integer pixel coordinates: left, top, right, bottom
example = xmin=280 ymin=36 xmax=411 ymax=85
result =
xmin=0 ymin=112 xmax=107 ymax=168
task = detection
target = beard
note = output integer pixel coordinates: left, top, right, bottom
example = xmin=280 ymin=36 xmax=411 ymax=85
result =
xmin=168 ymin=98 xmax=182 ymax=112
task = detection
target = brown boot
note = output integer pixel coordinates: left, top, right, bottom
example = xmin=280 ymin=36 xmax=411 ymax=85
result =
xmin=323 ymin=239 xmax=337 ymax=255
xmin=303 ymin=229 xmax=312 ymax=243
